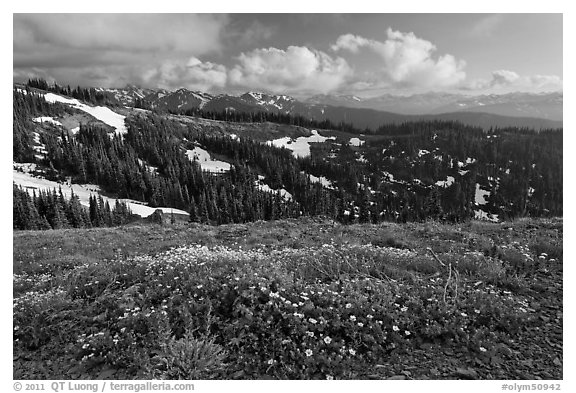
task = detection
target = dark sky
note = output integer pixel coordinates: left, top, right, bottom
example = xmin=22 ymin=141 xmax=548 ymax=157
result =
xmin=13 ymin=13 xmax=563 ymax=97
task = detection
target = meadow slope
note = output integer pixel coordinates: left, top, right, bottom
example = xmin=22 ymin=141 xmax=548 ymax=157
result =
xmin=13 ymin=218 xmax=562 ymax=380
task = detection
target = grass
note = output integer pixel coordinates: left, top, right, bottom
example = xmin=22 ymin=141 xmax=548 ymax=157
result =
xmin=13 ymin=217 xmax=563 ymax=380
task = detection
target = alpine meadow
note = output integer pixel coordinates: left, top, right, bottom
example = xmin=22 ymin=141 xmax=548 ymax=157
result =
xmin=12 ymin=13 xmax=563 ymax=383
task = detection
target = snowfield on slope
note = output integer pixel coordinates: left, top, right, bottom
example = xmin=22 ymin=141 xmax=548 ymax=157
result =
xmin=267 ymin=130 xmax=335 ymax=158
xmin=13 ymin=167 xmax=188 ymax=218
xmin=185 ymin=147 xmax=231 ymax=172
xmin=43 ymin=93 xmax=128 ymax=136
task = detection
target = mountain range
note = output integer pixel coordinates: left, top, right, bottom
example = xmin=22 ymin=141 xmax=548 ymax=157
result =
xmin=96 ymin=87 xmax=562 ymax=131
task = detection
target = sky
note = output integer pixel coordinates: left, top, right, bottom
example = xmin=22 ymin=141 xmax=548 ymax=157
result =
xmin=13 ymin=13 xmax=563 ymax=98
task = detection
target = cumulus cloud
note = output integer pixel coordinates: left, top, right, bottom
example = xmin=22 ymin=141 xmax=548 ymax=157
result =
xmin=228 ymin=46 xmax=352 ymax=93
xmin=332 ymin=29 xmax=466 ymax=89
xmin=490 ymin=70 xmax=521 ymax=86
xmin=142 ymin=57 xmax=228 ymax=91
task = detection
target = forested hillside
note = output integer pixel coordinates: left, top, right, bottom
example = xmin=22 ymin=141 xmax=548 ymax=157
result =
xmin=13 ymin=87 xmax=562 ymax=231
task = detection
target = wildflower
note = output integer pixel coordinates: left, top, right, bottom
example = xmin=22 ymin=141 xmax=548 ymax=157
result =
xmin=309 ymin=318 xmax=318 ymax=324
xmin=326 ymin=375 xmax=334 ymax=380
xmin=267 ymin=359 xmax=274 ymax=365
xmin=324 ymin=336 xmax=332 ymax=344
xmin=349 ymin=348 xmax=356 ymax=355
xmin=367 ymin=314 xmax=373 ymax=319
xmin=460 ymin=312 xmax=468 ymax=317
xmin=306 ymin=331 xmax=315 ymax=337
xmin=400 ymin=306 xmax=408 ymax=312
xmin=357 ymin=322 xmax=364 ymax=327
xmin=479 ymin=347 xmax=487 ymax=352
xmin=404 ymin=330 xmax=411 ymax=336
xmin=305 ymin=349 xmax=313 ymax=357
xmin=392 ymin=325 xmax=399 ymax=332
xmin=345 ymin=303 xmax=352 ymax=309
xmin=350 ymin=315 xmax=357 ymax=322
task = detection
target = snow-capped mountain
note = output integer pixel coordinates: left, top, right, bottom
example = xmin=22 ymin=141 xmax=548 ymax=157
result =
xmin=146 ymin=88 xmax=213 ymax=112
xmin=95 ymin=85 xmax=158 ymax=106
xmin=93 ymin=85 xmax=562 ymax=130
xmin=240 ymin=92 xmax=296 ymax=111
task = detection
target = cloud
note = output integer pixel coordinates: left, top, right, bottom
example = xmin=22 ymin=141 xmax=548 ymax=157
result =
xmin=490 ymin=70 xmax=521 ymax=87
xmin=468 ymin=14 xmax=505 ymax=38
xmin=14 ymin=14 xmax=227 ymax=57
xmin=225 ymin=19 xmax=275 ymax=48
xmin=13 ymin=14 xmax=229 ymax=87
xmin=228 ymin=46 xmax=352 ymax=93
xmin=464 ymin=70 xmax=562 ymax=92
xmin=142 ymin=57 xmax=228 ymax=91
xmin=332 ymin=29 xmax=466 ymax=89
xmin=529 ymin=74 xmax=563 ymax=89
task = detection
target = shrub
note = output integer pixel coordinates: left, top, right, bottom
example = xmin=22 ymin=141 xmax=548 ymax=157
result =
xmin=530 ymin=238 xmax=562 ymax=260
xmin=149 ymin=334 xmax=227 ymax=379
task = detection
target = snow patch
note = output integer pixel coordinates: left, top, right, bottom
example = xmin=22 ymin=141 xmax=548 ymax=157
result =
xmin=33 ymin=116 xmax=62 ymax=126
xmin=382 ymin=171 xmax=395 ymax=182
xmin=474 ymin=210 xmax=499 ymax=222
xmin=267 ymin=130 xmax=335 ymax=158
xmin=13 ymin=170 xmax=188 ymax=217
xmin=436 ymin=176 xmax=455 ymax=188
xmin=43 ymin=93 xmax=127 ymax=136
xmin=186 ymin=147 xmax=231 ymax=173
xmin=349 ymin=137 xmax=365 ymax=147
xmin=303 ymin=172 xmax=334 ymax=189
xmin=254 ymin=178 xmax=293 ymax=201
xmin=475 ymin=184 xmax=490 ymax=205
